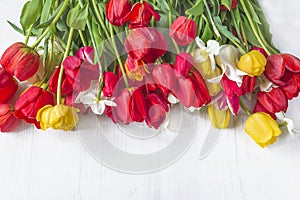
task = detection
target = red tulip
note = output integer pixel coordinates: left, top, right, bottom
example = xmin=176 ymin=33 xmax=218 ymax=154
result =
xmin=256 ymin=87 xmax=288 ymax=114
xmin=0 ymin=104 xmax=19 ymax=132
xmin=124 ymin=1 xmax=160 ymax=29
xmin=106 ymin=0 xmax=132 ymax=26
xmin=265 ymin=54 xmax=300 ymax=86
xmin=76 ymin=46 xmax=94 ymax=63
xmin=280 ymin=76 xmax=299 ymax=100
xmin=49 ymin=50 xmax=99 ymax=96
xmin=130 ymin=87 xmax=148 ymax=122
xmin=169 ymin=16 xmax=197 ymax=46
xmin=220 ymin=0 xmax=238 ymax=11
xmin=221 ymin=75 xmax=256 ymax=98
xmin=188 ymin=69 xmax=211 ymax=107
xmin=103 ymin=72 xmax=119 ymax=97
xmin=253 ymin=101 xmax=276 ymax=119
xmin=0 ymin=42 xmax=40 ymax=81
xmin=125 ymin=56 xmax=149 ymax=81
xmin=113 ymin=89 xmax=132 ymax=125
xmin=176 ymin=77 xmax=195 ymax=108
xmin=124 ymin=27 xmax=167 ymax=63
xmin=145 ymin=93 xmax=169 ymax=129
xmin=174 ymin=52 xmax=194 ymax=77
xmin=152 ymin=64 xmax=176 ymax=95
xmin=0 ymin=68 xmax=18 ymax=103
xmin=14 ymin=86 xmax=55 ymax=128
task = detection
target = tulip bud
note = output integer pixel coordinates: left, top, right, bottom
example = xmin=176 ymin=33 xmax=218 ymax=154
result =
xmin=36 ymin=104 xmax=79 ymax=131
xmin=124 ymin=1 xmax=160 ymax=29
xmin=0 ymin=68 xmax=18 ymax=103
xmin=257 ymin=87 xmax=288 ymax=114
xmin=237 ymin=50 xmax=267 ymax=77
xmin=174 ymin=52 xmax=194 ymax=77
xmin=152 ymin=64 xmax=176 ymax=96
xmin=124 ymin=27 xmax=167 ymax=63
xmin=103 ymin=72 xmax=119 ymax=97
xmin=145 ymin=93 xmax=169 ymax=129
xmin=265 ymin=54 xmax=300 ymax=86
xmin=0 ymin=42 xmax=40 ymax=81
xmin=15 ymin=86 xmax=55 ymax=128
xmin=106 ymin=0 xmax=132 ymax=26
xmin=0 ymin=104 xmax=19 ymax=132
xmin=245 ymin=112 xmax=281 ymax=148
xmin=170 ymin=16 xmax=197 ymax=46
xmin=208 ymin=105 xmax=230 ymax=129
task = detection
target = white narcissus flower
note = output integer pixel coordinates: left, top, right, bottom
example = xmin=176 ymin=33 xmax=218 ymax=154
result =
xmin=194 ymin=37 xmax=220 ymax=70
xmin=276 ymin=112 xmax=300 ymax=138
xmin=75 ymin=81 xmax=116 ymax=115
xmin=79 ymin=93 xmax=116 ymax=115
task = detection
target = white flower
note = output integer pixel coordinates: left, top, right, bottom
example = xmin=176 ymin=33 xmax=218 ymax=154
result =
xmin=195 ymin=38 xmax=220 ymax=70
xmin=75 ymin=81 xmax=116 ymax=115
xmin=79 ymin=93 xmax=116 ymax=115
xmin=208 ymin=45 xmax=247 ymax=87
xmin=259 ymin=74 xmax=278 ymax=92
xmin=276 ymin=112 xmax=300 ymax=138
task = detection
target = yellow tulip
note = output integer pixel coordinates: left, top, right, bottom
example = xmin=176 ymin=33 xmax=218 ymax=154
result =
xmin=245 ymin=112 xmax=282 ymax=148
xmin=193 ymin=49 xmax=222 ymax=96
xmin=36 ymin=104 xmax=79 ymax=131
xmin=208 ymin=105 xmax=231 ymax=129
xmin=237 ymin=50 xmax=267 ymax=77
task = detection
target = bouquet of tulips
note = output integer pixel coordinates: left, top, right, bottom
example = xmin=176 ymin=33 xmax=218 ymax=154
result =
xmin=0 ymin=0 xmax=300 ymax=148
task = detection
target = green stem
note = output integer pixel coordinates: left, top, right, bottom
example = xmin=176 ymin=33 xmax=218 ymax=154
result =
xmin=240 ymin=97 xmax=252 ymax=116
xmin=203 ymin=0 xmax=221 ymax=39
xmin=256 ymin=24 xmax=279 ymax=54
xmin=57 ymin=28 xmax=74 ymax=105
xmin=230 ymin=11 xmax=247 ymax=51
xmin=109 ymin=24 xmax=129 ymax=88
xmin=239 ymin=0 xmax=271 ymax=56
xmin=31 ymin=0 xmax=70 ymax=49
xmin=168 ymin=0 xmax=173 ymax=28
xmin=91 ymin=0 xmax=110 ymax=39
xmin=78 ymin=30 xmax=87 ymax=46
xmin=279 ymin=122 xmax=288 ymax=129
xmin=151 ymin=0 xmax=156 ymax=27
xmin=24 ymin=24 xmax=33 ymax=45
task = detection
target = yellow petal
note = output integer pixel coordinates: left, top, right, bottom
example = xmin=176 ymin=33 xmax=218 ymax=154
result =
xmin=208 ymin=105 xmax=231 ymax=129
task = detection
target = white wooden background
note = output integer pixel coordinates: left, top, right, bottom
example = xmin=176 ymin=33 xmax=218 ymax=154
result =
xmin=1 ymin=0 xmax=300 ymax=199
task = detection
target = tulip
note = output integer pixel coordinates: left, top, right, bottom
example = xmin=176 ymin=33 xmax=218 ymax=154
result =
xmin=221 ymin=75 xmax=256 ymax=97
xmin=0 ymin=42 xmax=40 ymax=81
xmin=106 ymin=0 xmax=132 ymax=26
xmin=256 ymin=87 xmax=288 ymax=114
xmin=0 ymin=104 xmax=19 ymax=132
xmin=0 ymin=68 xmax=18 ymax=103
xmin=220 ymin=0 xmax=238 ymax=11
xmin=36 ymin=104 xmax=79 ymax=131
xmin=124 ymin=27 xmax=167 ymax=63
xmin=76 ymin=46 xmax=94 ymax=63
xmin=237 ymin=50 xmax=267 ymax=77
xmin=113 ymin=89 xmax=132 ymax=124
xmin=253 ymin=101 xmax=276 ymax=120
xmin=124 ymin=1 xmax=160 ymax=29
xmin=145 ymin=93 xmax=169 ymax=129
xmin=14 ymin=86 xmax=55 ymax=128
xmin=49 ymin=51 xmax=99 ymax=96
xmin=103 ymin=72 xmax=119 ymax=97
xmin=188 ymin=69 xmax=211 ymax=107
xmin=152 ymin=64 xmax=177 ymax=96
xmin=264 ymin=54 xmax=300 ymax=86
xmin=280 ymin=76 xmax=299 ymax=100
xmin=174 ymin=52 xmax=194 ymax=77
xmin=125 ymin=56 xmax=149 ymax=81
xmin=170 ymin=16 xmax=197 ymax=46
xmin=245 ymin=112 xmax=281 ymax=148
xmin=130 ymin=87 xmax=148 ymax=122
xmin=208 ymin=105 xmax=230 ymax=129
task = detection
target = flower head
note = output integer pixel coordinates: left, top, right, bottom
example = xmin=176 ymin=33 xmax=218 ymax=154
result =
xmin=0 ymin=67 xmax=18 ymax=103
xmin=237 ymin=50 xmax=267 ymax=77
xmin=0 ymin=104 xmax=19 ymax=132
xmin=106 ymin=0 xmax=132 ymax=26
xmin=170 ymin=16 xmax=197 ymax=46
xmin=0 ymin=42 xmax=40 ymax=81
xmin=36 ymin=104 xmax=79 ymax=131
xmin=245 ymin=112 xmax=281 ymax=148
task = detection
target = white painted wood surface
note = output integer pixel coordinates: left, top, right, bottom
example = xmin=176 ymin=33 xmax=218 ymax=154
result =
xmin=1 ymin=0 xmax=300 ymax=199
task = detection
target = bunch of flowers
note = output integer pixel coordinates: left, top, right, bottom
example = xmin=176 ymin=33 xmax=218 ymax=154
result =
xmin=0 ymin=0 xmax=299 ymax=148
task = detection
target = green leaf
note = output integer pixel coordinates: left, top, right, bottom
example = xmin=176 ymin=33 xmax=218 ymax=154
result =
xmin=221 ymin=0 xmax=232 ymax=10
xmin=244 ymin=0 xmax=261 ymax=24
xmin=35 ymin=3 xmax=64 ymax=29
xmin=185 ymin=0 xmax=204 ymax=16
xmin=241 ymin=14 xmax=261 ymax=47
xmin=201 ymin=22 xmax=214 ymax=43
xmin=213 ymin=16 xmax=240 ymax=44
xmin=20 ymin=0 xmax=43 ymax=32
xmin=7 ymin=21 xmax=24 ymax=35
xmin=67 ymin=3 xmax=89 ymax=31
